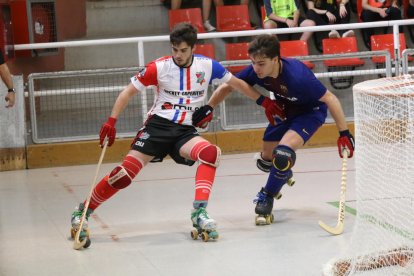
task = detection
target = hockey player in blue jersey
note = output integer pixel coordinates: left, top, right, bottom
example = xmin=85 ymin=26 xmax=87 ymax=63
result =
xmin=192 ymin=34 xmax=355 ymax=225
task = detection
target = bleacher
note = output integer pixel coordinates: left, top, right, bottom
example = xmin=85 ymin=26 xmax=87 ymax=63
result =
xmin=6 ymin=0 xmax=414 ymax=169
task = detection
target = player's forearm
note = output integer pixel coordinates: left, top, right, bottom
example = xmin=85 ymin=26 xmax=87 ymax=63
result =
xmin=322 ymin=91 xmax=348 ymax=131
xmin=208 ymin=83 xmax=233 ymax=108
xmin=110 ymin=83 xmax=138 ymax=118
xmin=227 ymin=76 xmax=262 ymax=102
xmin=0 ymin=64 xmax=13 ymax=90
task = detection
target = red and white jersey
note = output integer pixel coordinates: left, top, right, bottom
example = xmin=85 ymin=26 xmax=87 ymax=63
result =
xmin=131 ymin=55 xmax=232 ymax=125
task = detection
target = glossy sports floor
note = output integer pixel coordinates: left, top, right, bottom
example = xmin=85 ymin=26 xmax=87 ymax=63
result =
xmin=0 ymin=147 xmax=356 ymax=276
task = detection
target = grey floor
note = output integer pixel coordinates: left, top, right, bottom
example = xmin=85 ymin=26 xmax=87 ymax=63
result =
xmin=0 ymin=147 xmax=356 ymax=276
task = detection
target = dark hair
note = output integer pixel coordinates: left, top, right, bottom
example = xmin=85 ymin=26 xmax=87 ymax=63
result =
xmin=170 ymin=23 xmax=197 ymax=48
xmin=248 ymin=34 xmax=280 ymax=59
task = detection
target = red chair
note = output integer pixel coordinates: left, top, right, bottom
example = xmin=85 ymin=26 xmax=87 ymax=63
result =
xmin=322 ymin=37 xmax=365 ymax=89
xmin=323 ymin=37 xmax=365 ymax=67
xmin=169 ymin=8 xmax=206 ymax=33
xmin=225 ymin=42 xmax=250 ymax=74
xmin=280 ymin=40 xmax=314 ymax=69
xmin=216 ymin=5 xmax=253 ymax=32
xmin=370 ymin=33 xmax=412 ymax=64
xmin=194 ymin=43 xmax=216 ymax=59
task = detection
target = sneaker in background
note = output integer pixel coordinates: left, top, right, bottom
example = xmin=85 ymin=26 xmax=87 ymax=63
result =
xmin=329 ymin=30 xmax=340 ymax=38
xmin=204 ymin=20 xmax=216 ymax=32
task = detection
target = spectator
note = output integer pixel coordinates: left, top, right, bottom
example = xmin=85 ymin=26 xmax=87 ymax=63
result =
xmin=171 ymin=0 xmax=223 ymax=32
xmin=408 ymin=0 xmax=414 ymax=18
xmin=361 ymin=0 xmax=402 ymax=46
xmin=262 ymin=0 xmax=304 ymax=32
xmin=300 ymin=0 xmax=354 ymax=42
xmin=0 ymin=50 xmax=15 ymax=108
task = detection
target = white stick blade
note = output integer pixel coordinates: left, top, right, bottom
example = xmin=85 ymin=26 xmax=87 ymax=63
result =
xmin=318 ymin=220 xmax=344 ymax=235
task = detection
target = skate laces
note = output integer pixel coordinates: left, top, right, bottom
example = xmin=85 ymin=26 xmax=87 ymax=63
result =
xmin=72 ymin=204 xmax=92 ymax=221
xmin=253 ymin=191 xmax=267 ymax=204
xmin=196 ymin=207 xmax=210 ymax=221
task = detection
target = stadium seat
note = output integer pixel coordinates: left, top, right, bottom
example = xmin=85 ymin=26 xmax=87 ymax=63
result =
xmin=280 ymin=40 xmax=314 ymax=69
xmin=168 ymin=8 xmax=205 ymax=33
xmin=194 ymin=43 xmax=216 ymax=59
xmin=216 ymin=5 xmax=253 ymax=32
xmin=322 ymin=37 xmax=365 ymax=90
xmin=370 ymin=33 xmax=412 ymax=64
xmin=323 ymin=37 xmax=365 ymax=67
xmin=225 ymin=42 xmax=250 ymax=74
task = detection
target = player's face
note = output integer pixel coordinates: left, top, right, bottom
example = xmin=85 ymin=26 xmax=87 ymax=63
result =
xmin=171 ymin=42 xmax=194 ymax=67
xmin=250 ymin=55 xmax=279 ymax=78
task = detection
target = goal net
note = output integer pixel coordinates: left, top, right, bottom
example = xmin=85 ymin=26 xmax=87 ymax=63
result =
xmin=323 ymin=75 xmax=414 ymax=276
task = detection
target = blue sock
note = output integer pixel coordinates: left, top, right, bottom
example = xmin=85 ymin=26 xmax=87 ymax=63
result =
xmin=264 ymin=167 xmax=289 ymax=196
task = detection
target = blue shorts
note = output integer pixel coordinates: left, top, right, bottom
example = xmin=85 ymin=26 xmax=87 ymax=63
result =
xmin=263 ymin=110 xmax=326 ymax=144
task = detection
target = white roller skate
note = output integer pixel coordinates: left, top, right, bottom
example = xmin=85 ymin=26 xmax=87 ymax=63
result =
xmin=190 ymin=207 xmax=219 ymax=242
xmin=70 ymin=203 xmax=93 ymax=248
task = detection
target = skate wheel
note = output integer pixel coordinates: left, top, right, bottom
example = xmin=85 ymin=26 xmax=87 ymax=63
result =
xmin=201 ymin=232 xmax=209 ymax=242
xmin=82 ymin=237 xmax=91 ymax=248
xmin=208 ymin=231 xmax=219 ymax=240
xmin=287 ymin=178 xmax=295 ymax=186
xmin=275 ymin=192 xmax=282 ymax=200
xmin=255 ymin=215 xmax=266 ymax=226
xmin=190 ymin=229 xmax=199 ymax=240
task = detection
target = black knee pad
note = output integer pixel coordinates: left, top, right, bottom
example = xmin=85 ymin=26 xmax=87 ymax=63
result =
xmin=254 ymin=152 xmax=272 ymax=173
xmin=272 ymin=145 xmax=296 ymax=171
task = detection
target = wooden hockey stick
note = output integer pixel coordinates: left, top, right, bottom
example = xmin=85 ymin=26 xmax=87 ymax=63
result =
xmin=318 ymin=149 xmax=348 ymax=235
xmin=73 ymin=141 xmax=108 ymax=250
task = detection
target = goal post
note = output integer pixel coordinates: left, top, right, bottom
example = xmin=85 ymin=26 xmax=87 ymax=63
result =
xmin=323 ymin=75 xmax=414 ymax=275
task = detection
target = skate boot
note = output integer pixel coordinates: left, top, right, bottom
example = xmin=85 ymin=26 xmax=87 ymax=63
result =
xmin=70 ymin=203 xmax=93 ymax=248
xmin=253 ymin=188 xmax=276 ymax=225
xmin=275 ymin=170 xmax=296 ymax=200
xmin=190 ymin=207 xmax=219 ymax=242
xmin=286 ymin=169 xmax=295 ymax=187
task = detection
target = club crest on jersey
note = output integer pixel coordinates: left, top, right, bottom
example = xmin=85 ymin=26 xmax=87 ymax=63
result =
xmin=137 ymin=67 xmax=147 ymax=78
xmin=196 ymin=72 xmax=206 ymax=85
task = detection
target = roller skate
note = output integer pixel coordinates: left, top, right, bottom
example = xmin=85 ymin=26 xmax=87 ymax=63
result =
xmin=70 ymin=203 xmax=93 ymax=248
xmin=190 ymin=207 xmax=219 ymax=242
xmin=253 ymin=188 xmax=276 ymax=225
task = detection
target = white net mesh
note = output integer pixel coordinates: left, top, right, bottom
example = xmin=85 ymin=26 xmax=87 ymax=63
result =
xmin=323 ymin=75 xmax=414 ymax=275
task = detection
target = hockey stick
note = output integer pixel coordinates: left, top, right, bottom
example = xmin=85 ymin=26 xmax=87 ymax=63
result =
xmin=318 ymin=149 xmax=348 ymax=235
xmin=73 ymin=140 xmax=108 ymax=250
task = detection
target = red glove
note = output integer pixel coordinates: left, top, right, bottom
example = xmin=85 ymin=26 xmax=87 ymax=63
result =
xmin=256 ymin=95 xmax=285 ymax=126
xmin=99 ymin=117 xmax=117 ymax=147
xmin=337 ymin=130 xmax=355 ymax=158
xmin=192 ymin=105 xmax=213 ymax=128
